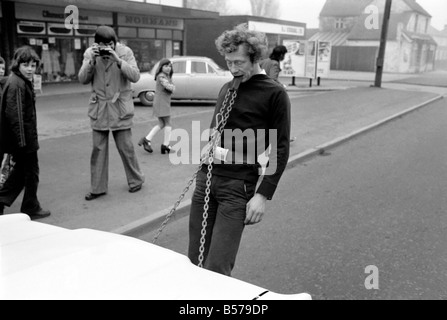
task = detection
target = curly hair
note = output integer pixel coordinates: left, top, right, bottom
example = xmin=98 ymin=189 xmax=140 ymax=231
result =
xmin=215 ymin=23 xmax=268 ymax=63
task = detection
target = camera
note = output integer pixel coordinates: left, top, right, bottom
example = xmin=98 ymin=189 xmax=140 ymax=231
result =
xmin=99 ymin=48 xmax=110 ymax=56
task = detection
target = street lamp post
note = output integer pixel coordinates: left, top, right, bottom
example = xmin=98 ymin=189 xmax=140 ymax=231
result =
xmin=374 ymin=0 xmax=392 ymax=88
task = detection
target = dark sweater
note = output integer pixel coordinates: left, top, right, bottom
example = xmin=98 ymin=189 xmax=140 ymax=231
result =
xmin=204 ymin=74 xmax=291 ymax=200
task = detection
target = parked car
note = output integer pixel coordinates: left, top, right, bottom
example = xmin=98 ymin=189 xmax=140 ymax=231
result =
xmin=132 ymin=56 xmax=233 ymax=106
xmin=0 ymin=214 xmax=312 ymax=300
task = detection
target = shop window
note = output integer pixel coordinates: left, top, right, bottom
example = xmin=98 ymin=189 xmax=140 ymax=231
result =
xmin=18 ymin=37 xmax=88 ymax=83
xmin=127 ymin=39 xmax=164 ymax=72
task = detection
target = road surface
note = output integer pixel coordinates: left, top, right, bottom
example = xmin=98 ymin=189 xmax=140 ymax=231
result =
xmin=141 ymin=98 xmax=447 ymax=300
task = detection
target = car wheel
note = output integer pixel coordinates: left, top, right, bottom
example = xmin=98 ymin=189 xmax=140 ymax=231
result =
xmin=139 ymin=91 xmax=155 ymax=106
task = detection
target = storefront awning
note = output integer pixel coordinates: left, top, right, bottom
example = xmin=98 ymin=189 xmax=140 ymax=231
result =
xmin=309 ymin=31 xmax=349 ymax=46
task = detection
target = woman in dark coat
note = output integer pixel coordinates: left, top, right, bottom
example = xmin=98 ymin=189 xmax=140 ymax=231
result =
xmin=138 ymin=58 xmax=176 ymax=154
xmin=0 ymin=46 xmax=51 ymax=219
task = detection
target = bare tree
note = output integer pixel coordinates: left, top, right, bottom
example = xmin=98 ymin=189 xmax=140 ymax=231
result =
xmin=249 ymin=0 xmax=281 ymax=18
xmin=184 ymin=0 xmax=234 ymax=15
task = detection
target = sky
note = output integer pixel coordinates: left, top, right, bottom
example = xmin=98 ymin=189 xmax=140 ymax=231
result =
xmin=132 ymin=0 xmax=447 ymax=30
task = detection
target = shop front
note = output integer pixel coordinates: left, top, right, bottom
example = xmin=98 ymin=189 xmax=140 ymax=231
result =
xmin=13 ymin=2 xmax=113 ymax=83
xmin=0 ymin=0 xmax=218 ymax=84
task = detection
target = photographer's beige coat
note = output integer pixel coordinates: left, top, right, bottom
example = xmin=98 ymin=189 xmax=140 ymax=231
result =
xmin=78 ymin=43 xmax=140 ymax=131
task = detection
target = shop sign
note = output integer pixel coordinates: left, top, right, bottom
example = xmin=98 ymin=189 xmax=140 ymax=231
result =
xmin=248 ymin=21 xmax=305 ymax=37
xmin=118 ymin=14 xmax=184 ymax=30
xmin=15 ymin=3 xmax=113 ymax=25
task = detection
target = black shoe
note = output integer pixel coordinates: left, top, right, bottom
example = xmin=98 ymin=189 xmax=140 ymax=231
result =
xmin=138 ymin=137 xmax=153 ymax=153
xmin=129 ymin=185 xmax=142 ymax=193
xmin=27 ymin=209 xmax=51 ymax=220
xmin=161 ymin=144 xmax=173 ymax=154
xmin=85 ymin=192 xmax=106 ymax=201
xmin=0 ymin=204 xmax=4 ymax=215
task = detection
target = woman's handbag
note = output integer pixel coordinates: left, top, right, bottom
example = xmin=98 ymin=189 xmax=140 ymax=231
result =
xmin=0 ymin=154 xmax=15 ymax=189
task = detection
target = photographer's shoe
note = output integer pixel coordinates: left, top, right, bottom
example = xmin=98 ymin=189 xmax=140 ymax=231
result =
xmin=85 ymin=192 xmax=106 ymax=201
xmin=129 ymin=185 xmax=142 ymax=193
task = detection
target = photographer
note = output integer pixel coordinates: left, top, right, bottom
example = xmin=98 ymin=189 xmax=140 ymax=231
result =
xmin=79 ymin=26 xmax=145 ymax=201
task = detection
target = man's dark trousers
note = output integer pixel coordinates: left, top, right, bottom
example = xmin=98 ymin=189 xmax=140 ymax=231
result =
xmin=188 ymin=170 xmax=256 ymax=276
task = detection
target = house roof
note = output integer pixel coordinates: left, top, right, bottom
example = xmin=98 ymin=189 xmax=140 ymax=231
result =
xmin=320 ymin=0 xmax=431 ymax=18
xmin=320 ymin=0 xmax=374 ymax=17
xmin=403 ymin=0 xmax=432 ymax=17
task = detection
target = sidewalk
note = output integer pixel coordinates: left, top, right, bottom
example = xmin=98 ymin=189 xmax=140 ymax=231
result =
xmin=6 ymin=75 xmax=446 ymax=238
xmin=37 ymin=69 xmax=446 ymax=97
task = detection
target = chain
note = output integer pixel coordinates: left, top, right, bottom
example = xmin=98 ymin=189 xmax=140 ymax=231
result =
xmin=152 ymin=87 xmax=238 ymax=249
xmin=197 ymin=88 xmax=237 ymax=268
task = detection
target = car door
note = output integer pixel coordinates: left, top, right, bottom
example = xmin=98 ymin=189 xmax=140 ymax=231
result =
xmin=188 ymin=60 xmax=226 ymax=100
xmin=171 ymin=60 xmax=188 ymax=99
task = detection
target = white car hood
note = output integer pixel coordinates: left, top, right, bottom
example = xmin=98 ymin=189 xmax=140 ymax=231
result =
xmin=0 ymin=214 xmax=311 ymax=300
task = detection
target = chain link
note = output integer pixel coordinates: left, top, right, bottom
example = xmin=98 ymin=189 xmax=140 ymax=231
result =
xmin=152 ymin=87 xmax=238 ymax=250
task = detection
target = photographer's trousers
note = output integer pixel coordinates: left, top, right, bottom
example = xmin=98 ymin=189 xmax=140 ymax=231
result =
xmin=90 ymin=129 xmax=144 ymax=194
